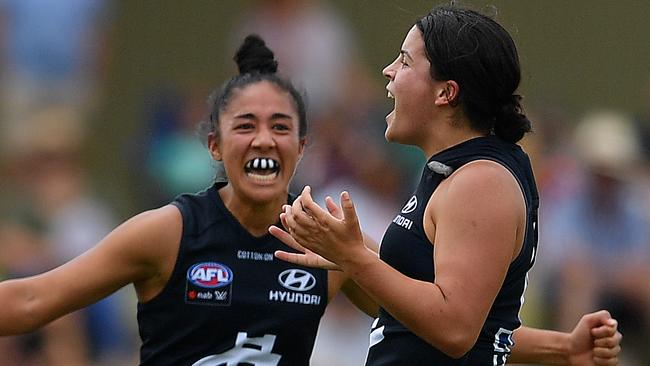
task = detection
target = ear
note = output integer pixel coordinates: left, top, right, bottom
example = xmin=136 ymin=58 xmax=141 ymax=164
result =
xmin=207 ymin=132 xmax=222 ymax=161
xmin=297 ymin=137 xmax=307 ymax=162
xmin=434 ymin=80 xmax=460 ymax=107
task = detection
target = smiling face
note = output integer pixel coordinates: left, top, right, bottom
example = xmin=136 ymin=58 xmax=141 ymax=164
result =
xmin=208 ymin=80 xmax=305 ymax=205
xmin=382 ymin=26 xmax=445 ymax=147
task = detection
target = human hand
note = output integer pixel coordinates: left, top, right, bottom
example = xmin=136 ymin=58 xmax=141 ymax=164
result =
xmin=567 ymin=310 xmax=621 ymax=365
xmin=271 ymin=192 xmax=345 ymax=270
xmin=269 ymin=224 xmax=340 ymax=270
xmin=273 ymin=186 xmax=365 ymax=268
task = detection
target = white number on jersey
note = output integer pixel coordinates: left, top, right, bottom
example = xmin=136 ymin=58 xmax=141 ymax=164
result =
xmin=192 ymin=332 xmax=281 ymax=366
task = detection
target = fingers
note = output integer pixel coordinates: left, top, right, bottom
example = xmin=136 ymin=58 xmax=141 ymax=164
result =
xmin=290 ymin=188 xmax=317 ymax=224
xmin=593 ymin=356 xmax=619 ymax=366
xmin=593 ymin=343 xmax=621 ymax=359
xmin=286 ymin=205 xmax=317 ymax=241
xmin=325 ymin=196 xmax=342 ymax=219
xmin=340 ymin=191 xmax=359 ymax=227
xmin=593 ymin=329 xmax=622 ymax=349
xmin=291 ymin=194 xmax=305 ymax=221
xmin=269 ymin=225 xmax=306 ymax=253
xmin=592 ymin=323 xmax=622 ymax=366
xmin=274 ymin=250 xmax=311 ymax=266
xmin=299 ymin=186 xmax=330 ymax=223
xmin=280 ymin=207 xmax=297 ymax=234
xmin=591 ymin=319 xmax=618 ymax=338
xmin=279 ymin=210 xmax=289 ymax=229
xmin=274 ymin=250 xmax=341 ymax=270
xmin=583 ymin=310 xmax=613 ymax=328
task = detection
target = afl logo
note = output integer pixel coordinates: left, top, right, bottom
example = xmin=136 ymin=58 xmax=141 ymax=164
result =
xmin=401 ymin=196 xmax=417 ymax=214
xmin=187 ymin=262 xmax=233 ymax=288
xmin=278 ymin=269 xmax=316 ymax=291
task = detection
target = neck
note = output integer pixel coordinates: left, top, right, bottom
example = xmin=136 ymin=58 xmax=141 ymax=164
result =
xmin=218 ymin=185 xmax=285 ymax=237
xmin=421 ymin=115 xmax=486 ymax=158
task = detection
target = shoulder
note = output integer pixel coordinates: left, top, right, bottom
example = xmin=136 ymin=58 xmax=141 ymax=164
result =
xmin=446 ymin=160 xmax=521 ymax=199
xmin=104 ymin=205 xmax=183 ymax=269
xmin=170 ymin=186 xmax=223 ymax=234
xmin=431 ymin=159 xmax=524 ymax=222
xmin=121 ymin=205 xmax=182 ymax=238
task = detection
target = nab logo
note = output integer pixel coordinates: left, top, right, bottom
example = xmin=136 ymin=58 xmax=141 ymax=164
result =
xmin=278 ymin=269 xmax=316 ymax=291
xmin=187 ymin=262 xmax=233 ymax=288
xmin=401 ymin=196 xmax=417 ymax=214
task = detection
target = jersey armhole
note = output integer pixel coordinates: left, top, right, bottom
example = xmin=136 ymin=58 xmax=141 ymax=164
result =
xmin=470 ymin=157 xmax=531 ymax=266
xmin=138 ymin=203 xmax=186 ymax=307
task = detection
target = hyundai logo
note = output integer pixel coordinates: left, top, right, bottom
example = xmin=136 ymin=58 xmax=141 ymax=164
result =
xmin=401 ymin=196 xmax=417 ymax=214
xmin=278 ymin=269 xmax=316 ymax=291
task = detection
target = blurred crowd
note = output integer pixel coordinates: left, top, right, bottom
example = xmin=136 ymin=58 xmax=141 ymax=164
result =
xmin=0 ymin=1 xmax=648 ymax=365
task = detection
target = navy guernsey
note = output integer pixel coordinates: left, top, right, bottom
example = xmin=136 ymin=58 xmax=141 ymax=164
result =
xmin=366 ymin=136 xmax=539 ymax=366
xmin=137 ymin=183 xmax=328 ymax=366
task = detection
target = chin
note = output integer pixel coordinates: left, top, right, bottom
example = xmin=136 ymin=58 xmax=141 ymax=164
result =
xmin=384 ymin=124 xmax=397 ymax=142
xmin=384 ymin=127 xmax=405 ymax=144
xmin=244 ymin=181 xmax=287 ymax=202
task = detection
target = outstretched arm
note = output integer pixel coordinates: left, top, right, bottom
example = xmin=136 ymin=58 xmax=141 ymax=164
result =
xmin=0 ymin=205 xmax=181 ymax=335
xmin=509 ymin=310 xmax=621 ymax=365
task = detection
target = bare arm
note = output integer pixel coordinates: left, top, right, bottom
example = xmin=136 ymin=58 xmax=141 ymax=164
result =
xmin=511 ymin=327 xmax=573 ymax=365
xmin=510 ymin=311 xmax=621 ymax=365
xmin=0 ymin=205 xmax=181 ymax=335
xmin=338 ymin=232 xmax=379 ymax=317
xmin=275 ymin=161 xmax=523 ymax=358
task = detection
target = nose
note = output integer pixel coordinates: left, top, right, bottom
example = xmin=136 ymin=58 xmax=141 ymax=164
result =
xmin=382 ymin=58 xmax=397 ymax=80
xmin=251 ymin=125 xmax=276 ymax=149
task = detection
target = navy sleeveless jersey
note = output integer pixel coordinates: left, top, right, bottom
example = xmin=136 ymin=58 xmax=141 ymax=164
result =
xmin=137 ymin=183 xmax=328 ymax=366
xmin=366 ymin=136 xmax=539 ymax=366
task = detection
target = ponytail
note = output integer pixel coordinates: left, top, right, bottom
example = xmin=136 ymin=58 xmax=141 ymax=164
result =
xmin=493 ymin=94 xmax=531 ymax=143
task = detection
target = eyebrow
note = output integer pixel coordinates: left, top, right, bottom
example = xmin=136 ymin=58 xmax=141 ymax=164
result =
xmin=234 ymin=112 xmax=294 ymax=120
xmin=271 ymin=113 xmax=293 ymax=120
xmin=400 ymin=50 xmax=413 ymax=62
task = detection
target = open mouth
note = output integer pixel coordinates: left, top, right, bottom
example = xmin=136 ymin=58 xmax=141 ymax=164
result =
xmin=244 ymin=157 xmax=280 ymax=181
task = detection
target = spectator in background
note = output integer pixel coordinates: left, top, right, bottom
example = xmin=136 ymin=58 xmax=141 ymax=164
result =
xmin=128 ymin=85 xmax=216 ymax=208
xmin=539 ymin=110 xmax=650 ymax=365
xmin=3 ymin=104 xmax=138 ymax=365
xmin=0 ymin=205 xmax=88 ymax=366
xmin=0 ymin=0 xmax=112 ymax=156
xmin=233 ymin=0 xmax=357 ymax=120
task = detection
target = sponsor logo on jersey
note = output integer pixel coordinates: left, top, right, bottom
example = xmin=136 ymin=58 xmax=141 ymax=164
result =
xmin=237 ymin=250 xmax=274 ymax=261
xmin=392 ymin=214 xmax=413 ymax=230
xmin=188 ymin=262 xmax=233 ymax=288
xmin=278 ymin=269 xmax=315 ymax=291
xmin=269 ymin=269 xmax=321 ymax=305
xmin=401 ymin=195 xmax=417 ymax=214
xmin=186 ymin=262 xmax=233 ymax=306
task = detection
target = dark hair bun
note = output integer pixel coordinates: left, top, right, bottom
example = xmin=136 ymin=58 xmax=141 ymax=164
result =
xmin=494 ymin=94 xmax=532 ymax=143
xmin=235 ymin=34 xmax=278 ymax=75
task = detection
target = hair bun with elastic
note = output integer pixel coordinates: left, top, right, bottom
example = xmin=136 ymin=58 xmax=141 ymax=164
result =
xmin=235 ymin=34 xmax=278 ymax=75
